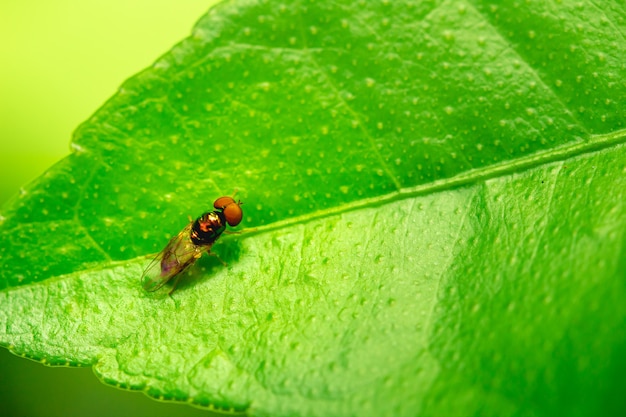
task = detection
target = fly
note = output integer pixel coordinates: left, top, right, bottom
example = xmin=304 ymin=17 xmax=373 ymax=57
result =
xmin=141 ymin=196 xmax=243 ymax=294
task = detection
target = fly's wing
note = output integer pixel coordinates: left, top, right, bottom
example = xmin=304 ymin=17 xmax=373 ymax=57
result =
xmin=141 ymin=223 xmax=200 ymax=292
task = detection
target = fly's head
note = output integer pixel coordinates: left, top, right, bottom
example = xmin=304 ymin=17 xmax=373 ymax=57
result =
xmin=213 ymin=196 xmax=243 ymax=227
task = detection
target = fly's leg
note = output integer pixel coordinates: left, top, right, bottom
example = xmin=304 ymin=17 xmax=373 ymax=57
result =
xmin=168 ymin=273 xmax=185 ymax=295
xmin=207 ymin=250 xmax=227 ymax=266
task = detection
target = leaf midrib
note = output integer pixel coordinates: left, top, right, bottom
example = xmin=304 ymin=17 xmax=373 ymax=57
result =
xmin=247 ymin=128 xmax=626 ymax=236
xmin=1 ymin=127 xmax=623 ymax=290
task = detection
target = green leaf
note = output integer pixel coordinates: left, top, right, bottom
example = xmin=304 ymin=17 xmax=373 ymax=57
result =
xmin=1 ymin=1 xmax=625 ymax=416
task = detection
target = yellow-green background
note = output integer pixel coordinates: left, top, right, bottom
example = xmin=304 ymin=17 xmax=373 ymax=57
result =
xmin=0 ymin=1 xmax=219 ymax=415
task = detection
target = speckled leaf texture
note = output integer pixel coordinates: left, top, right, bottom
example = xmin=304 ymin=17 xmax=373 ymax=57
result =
xmin=1 ymin=1 xmax=625 ymax=416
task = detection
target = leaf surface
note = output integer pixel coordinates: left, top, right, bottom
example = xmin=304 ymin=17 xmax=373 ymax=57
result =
xmin=1 ymin=1 xmax=625 ymax=416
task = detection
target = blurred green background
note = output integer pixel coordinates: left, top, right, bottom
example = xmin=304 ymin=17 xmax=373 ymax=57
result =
xmin=0 ymin=1 xmax=223 ymax=416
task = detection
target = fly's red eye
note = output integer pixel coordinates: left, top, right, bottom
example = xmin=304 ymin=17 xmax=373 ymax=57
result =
xmin=213 ymin=196 xmax=236 ymax=210
xmin=223 ymin=201 xmax=243 ymax=227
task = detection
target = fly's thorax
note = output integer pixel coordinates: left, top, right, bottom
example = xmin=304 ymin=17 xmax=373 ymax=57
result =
xmin=190 ymin=211 xmax=226 ymax=245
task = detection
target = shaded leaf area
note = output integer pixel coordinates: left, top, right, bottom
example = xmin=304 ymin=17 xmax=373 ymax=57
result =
xmin=1 ymin=0 xmax=624 ymax=287
xmin=1 ymin=144 xmax=624 ymax=417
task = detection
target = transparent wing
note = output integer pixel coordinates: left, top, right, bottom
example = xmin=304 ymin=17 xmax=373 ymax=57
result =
xmin=141 ymin=223 xmax=201 ymax=292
